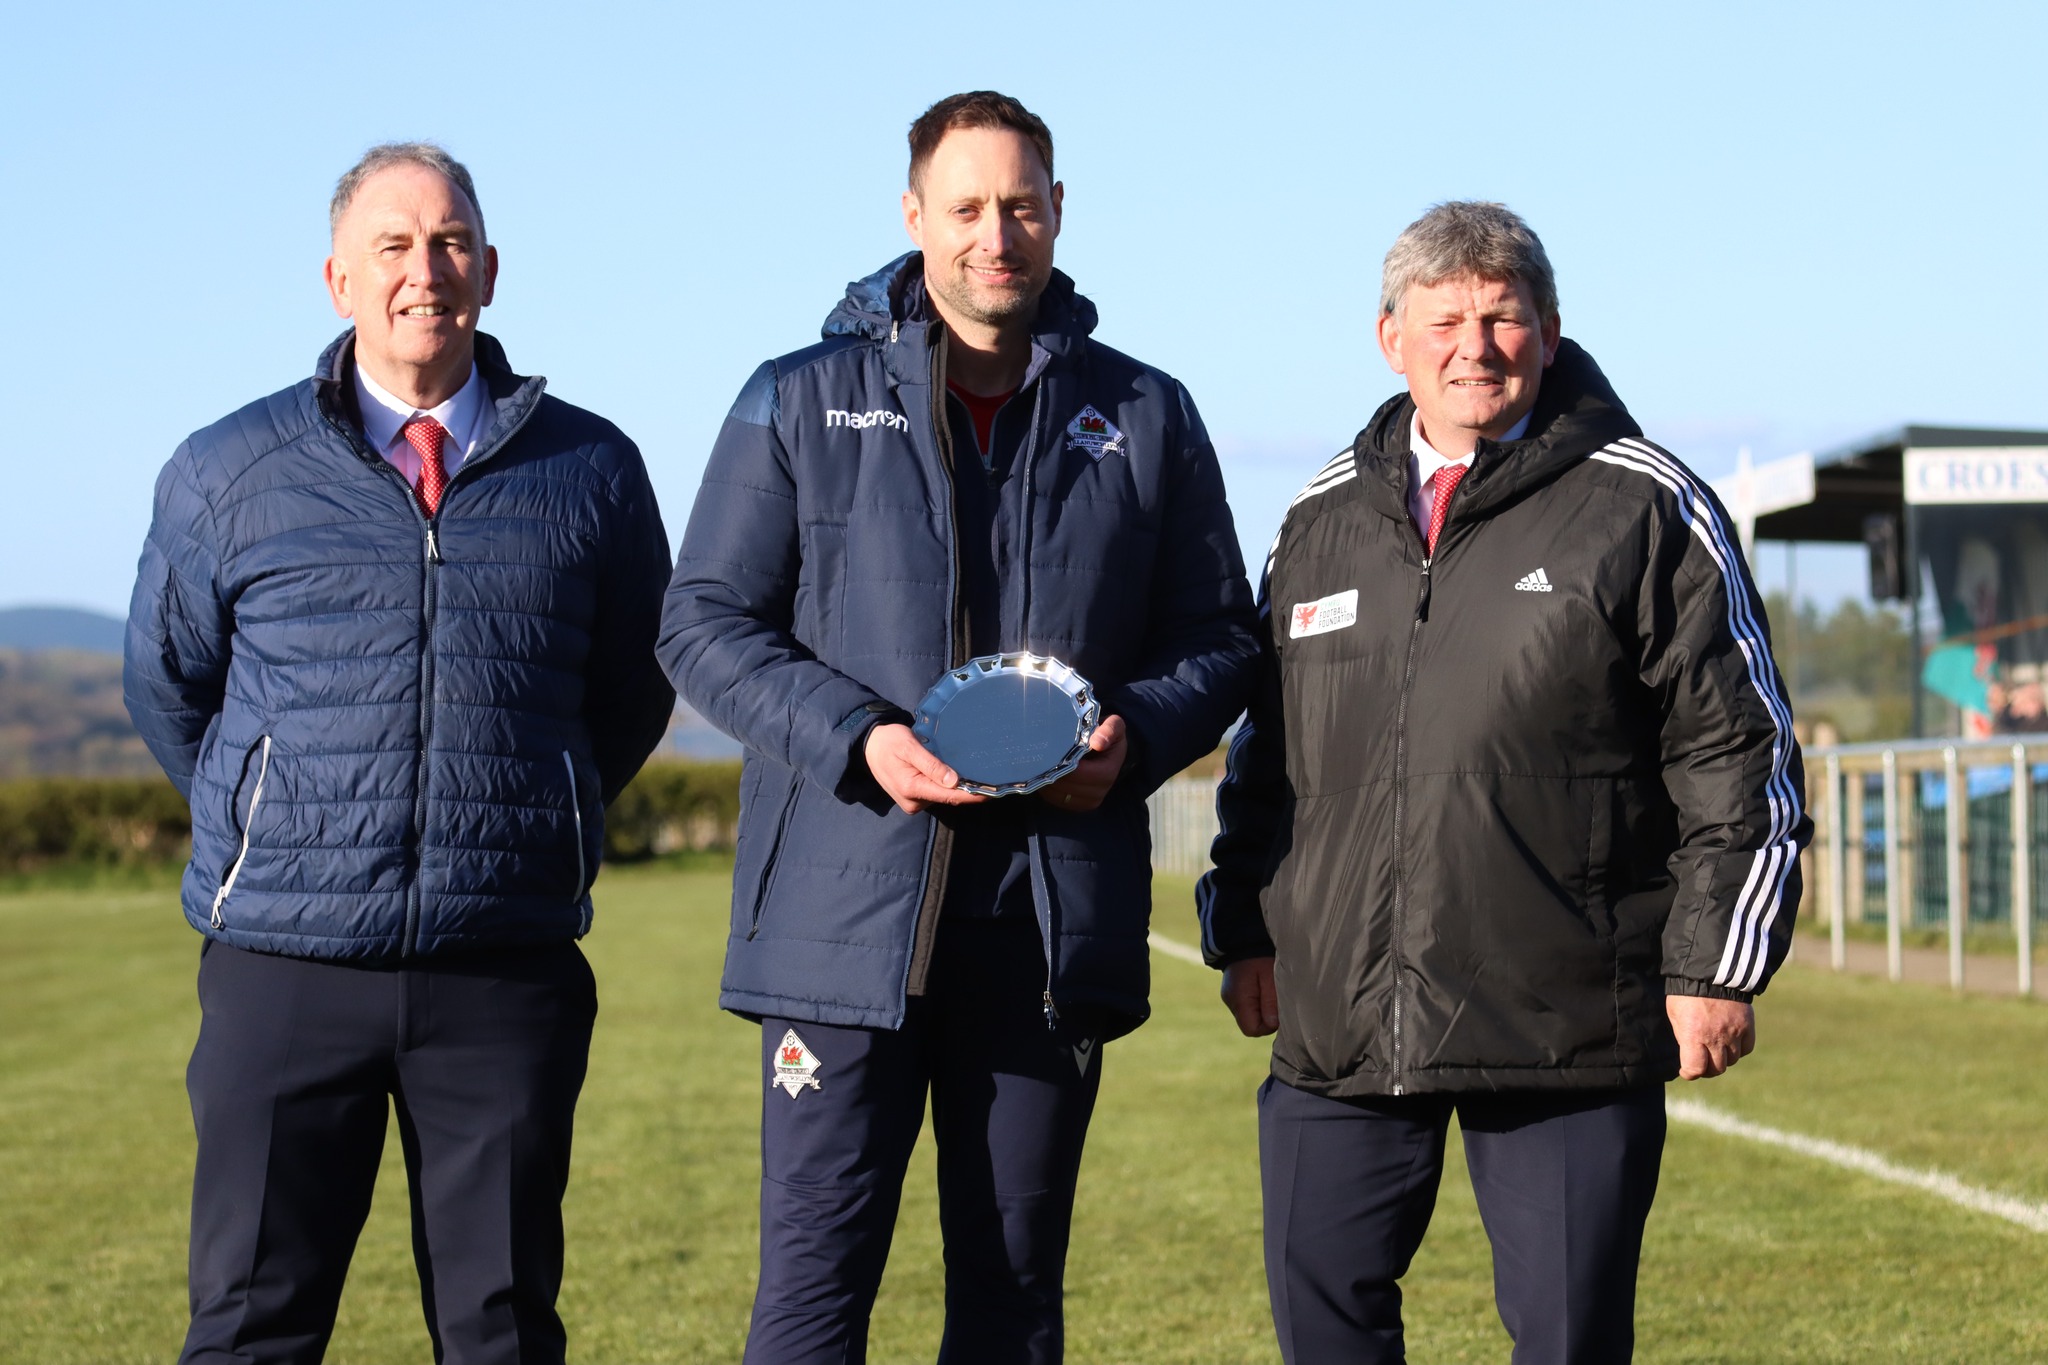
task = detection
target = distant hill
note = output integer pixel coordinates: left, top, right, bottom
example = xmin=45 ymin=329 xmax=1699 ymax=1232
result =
xmin=0 ymin=645 xmax=740 ymax=776
xmin=0 ymin=603 xmax=747 ymax=773
xmin=0 ymin=648 xmax=157 ymax=777
xmin=0 ymin=606 xmax=126 ymax=654
xmin=662 ymin=705 xmax=744 ymax=760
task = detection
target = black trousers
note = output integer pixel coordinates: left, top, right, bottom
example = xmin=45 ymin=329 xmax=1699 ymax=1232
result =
xmin=1258 ymin=1077 xmax=1666 ymax=1365
xmin=179 ymin=939 xmax=597 ymax=1365
xmin=745 ymin=917 xmax=1105 ymax=1365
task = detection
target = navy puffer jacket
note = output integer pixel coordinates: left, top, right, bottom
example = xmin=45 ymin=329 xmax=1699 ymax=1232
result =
xmin=660 ymin=254 xmax=1258 ymax=1038
xmin=124 ymin=331 xmax=674 ymax=960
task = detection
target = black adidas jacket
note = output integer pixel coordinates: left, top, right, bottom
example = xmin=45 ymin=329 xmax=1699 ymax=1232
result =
xmin=1197 ymin=341 xmax=1808 ymax=1097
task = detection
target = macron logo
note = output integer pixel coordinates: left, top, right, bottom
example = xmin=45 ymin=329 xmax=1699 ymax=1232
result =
xmin=1514 ymin=568 xmax=1554 ymax=593
xmin=825 ymin=408 xmax=908 ymax=433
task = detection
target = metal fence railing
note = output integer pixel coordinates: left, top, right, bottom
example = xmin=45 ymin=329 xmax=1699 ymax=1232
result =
xmin=1813 ymin=734 xmax=2046 ymax=996
xmin=1147 ymin=776 xmax=1220 ymax=879
xmin=1150 ymin=734 xmax=2048 ymax=998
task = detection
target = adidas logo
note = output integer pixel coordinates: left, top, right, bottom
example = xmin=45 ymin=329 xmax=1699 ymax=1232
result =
xmin=1514 ymin=568 xmax=1554 ymax=593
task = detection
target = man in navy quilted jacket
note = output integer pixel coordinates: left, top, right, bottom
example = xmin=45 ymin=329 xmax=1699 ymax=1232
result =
xmin=661 ymin=93 xmax=1259 ymax=1363
xmin=124 ymin=142 xmax=673 ymax=1365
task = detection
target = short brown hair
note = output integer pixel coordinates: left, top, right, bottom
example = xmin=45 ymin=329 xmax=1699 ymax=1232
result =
xmin=907 ymin=91 xmax=1054 ymax=195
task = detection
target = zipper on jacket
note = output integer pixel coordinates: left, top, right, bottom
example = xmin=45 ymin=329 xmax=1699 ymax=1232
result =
xmin=1387 ymin=553 xmax=1435 ymax=1094
xmin=210 ymin=736 xmax=272 ymax=929
xmin=1025 ymin=817 xmax=1061 ymax=1030
xmin=320 ymin=382 xmax=544 ymax=958
xmin=903 ymin=328 xmax=966 ymax=997
xmin=562 ymin=750 xmax=590 ymax=932
xmin=746 ymin=780 xmax=803 ymax=940
xmin=932 ymin=329 xmax=972 ymax=672
xmin=1011 ymin=377 xmax=1063 ymax=1027
xmin=1011 ymin=378 xmax=1049 ymax=660
xmin=404 ymin=520 xmax=442 ymax=956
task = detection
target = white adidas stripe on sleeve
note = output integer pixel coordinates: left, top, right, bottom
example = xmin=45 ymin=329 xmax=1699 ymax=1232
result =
xmin=1588 ymin=437 xmax=1803 ymax=993
xmin=1263 ymin=446 xmax=1359 ymax=582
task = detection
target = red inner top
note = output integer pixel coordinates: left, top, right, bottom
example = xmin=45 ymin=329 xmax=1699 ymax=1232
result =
xmin=947 ymin=381 xmax=1016 ymax=458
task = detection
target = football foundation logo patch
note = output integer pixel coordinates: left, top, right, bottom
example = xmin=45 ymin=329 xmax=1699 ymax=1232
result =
xmin=1288 ymin=588 xmax=1359 ymax=639
xmin=772 ymin=1028 xmax=823 ymax=1097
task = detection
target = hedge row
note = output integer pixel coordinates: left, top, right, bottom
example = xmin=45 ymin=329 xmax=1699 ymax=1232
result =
xmin=602 ymin=760 xmax=743 ymax=860
xmin=0 ymin=760 xmax=746 ymax=876
xmin=0 ymin=776 xmax=192 ymax=871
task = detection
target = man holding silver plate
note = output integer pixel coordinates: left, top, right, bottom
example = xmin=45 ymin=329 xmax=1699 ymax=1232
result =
xmin=660 ymin=91 xmax=1258 ymax=1363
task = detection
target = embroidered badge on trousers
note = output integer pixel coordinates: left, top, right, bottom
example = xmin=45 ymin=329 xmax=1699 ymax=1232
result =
xmin=1071 ymin=1037 xmax=1096 ymax=1077
xmin=772 ymin=1028 xmax=822 ymax=1097
xmin=1065 ymin=405 xmax=1126 ymax=460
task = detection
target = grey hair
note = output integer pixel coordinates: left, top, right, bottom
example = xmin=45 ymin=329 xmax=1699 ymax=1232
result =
xmin=329 ymin=141 xmax=485 ymax=243
xmin=1379 ymin=201 xmax=1556 ymax=320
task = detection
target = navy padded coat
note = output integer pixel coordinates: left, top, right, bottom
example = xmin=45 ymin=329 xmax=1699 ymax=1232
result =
xmin=660 ymin=254 xmax=1258 ymax=1038
xmin=124 ymin=331 xmax=674 ymax=960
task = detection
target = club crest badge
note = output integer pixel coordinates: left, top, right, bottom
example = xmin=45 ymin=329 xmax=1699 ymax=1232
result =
xmin=1065 ymin=405 xmax=1127 ymax=460
xmin=772 ymin=1028 xmax=822 ymax=1098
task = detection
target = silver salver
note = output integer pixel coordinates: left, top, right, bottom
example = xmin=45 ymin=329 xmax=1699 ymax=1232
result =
xmin=912 ymin=653 xmax=1099 ymax=797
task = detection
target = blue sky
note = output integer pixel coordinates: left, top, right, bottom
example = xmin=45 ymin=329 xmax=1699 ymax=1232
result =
xmin=4 ymin=1 xmax=2043 ymax=617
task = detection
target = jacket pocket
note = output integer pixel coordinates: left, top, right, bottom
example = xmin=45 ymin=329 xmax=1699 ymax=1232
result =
xmin=210 ymin=736 xmax=272 ymax=930
xmin=562 ymin=751 xmax=591 ymax=931
xmin=796 ymin=522 xmax=848 ymax=659
xmin=746 ymin=778 xmax=804 ymax=940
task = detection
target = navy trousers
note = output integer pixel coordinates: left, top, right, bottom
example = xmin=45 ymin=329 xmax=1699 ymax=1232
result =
xmin=745 ymin=916 xmax=1104 ymax=1365
xmin=180 ymin=939 xmax=597 ymax=1365
xmin=1259 ymin=1078 xmax=1666 ymax=1365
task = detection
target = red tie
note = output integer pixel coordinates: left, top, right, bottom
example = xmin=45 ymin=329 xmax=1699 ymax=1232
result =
xmin=1426 ymin=463 xmax=1467 ymax=555
xmin=402 ymin=417 xmax=448 ymax=515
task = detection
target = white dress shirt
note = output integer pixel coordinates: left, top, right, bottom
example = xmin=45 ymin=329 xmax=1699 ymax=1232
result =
xmin=1407 ymin=407 xmax=1533 ymax=538
xmin=354 ymin=362 xmax=490 ymax=488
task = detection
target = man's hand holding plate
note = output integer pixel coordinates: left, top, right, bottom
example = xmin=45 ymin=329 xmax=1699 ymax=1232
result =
xmin=865 ymin=723 xmax=992 ymax=814
xmin=1036 ymin=715 xmax=1127 ymax=813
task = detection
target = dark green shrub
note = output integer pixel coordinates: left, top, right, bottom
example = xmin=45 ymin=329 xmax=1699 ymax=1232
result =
xmin=0 ymin=760 xmax=747 ymax=876
xmin=0 ymin=776 xmax=192 ymax=872
xmin=603 ymin=760 xmax=744 ymax=861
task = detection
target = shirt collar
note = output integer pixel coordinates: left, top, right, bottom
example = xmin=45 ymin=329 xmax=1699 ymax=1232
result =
xmin=1409 ymin=407 xmax=1534 ymax=483
xmin=354 ymin=360 xmax=487 ymax=460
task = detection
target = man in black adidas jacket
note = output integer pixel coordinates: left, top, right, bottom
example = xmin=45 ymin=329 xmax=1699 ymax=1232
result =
xmin=1198 ymin=202 xmax=1808 ymax=1364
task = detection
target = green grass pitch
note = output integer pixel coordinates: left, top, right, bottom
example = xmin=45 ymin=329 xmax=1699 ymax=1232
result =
xmin=3 ymin=863 xmax=2045 ymax=1363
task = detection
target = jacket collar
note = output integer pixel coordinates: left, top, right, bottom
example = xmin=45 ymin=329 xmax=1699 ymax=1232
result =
xmin=313 ymin=329 xmax=547 ymax=460
xmin=822 ymin=252 xmax=1099 ymax=387
xmin=1351 ymin=338 xmax=1642 ymax=527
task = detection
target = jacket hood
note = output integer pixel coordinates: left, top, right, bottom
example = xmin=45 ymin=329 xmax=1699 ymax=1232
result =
xmin=821 ymin=253 xmax=1099 ymax=380
xmin=1353 ymin=338 xmax=1642 ymax=525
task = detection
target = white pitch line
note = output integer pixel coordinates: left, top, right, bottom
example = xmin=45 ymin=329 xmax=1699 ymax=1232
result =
xmin=1667 ymin=1099 xmax=2048 ymax=1235
xmin=1148 ymin=930 xmax=1207 ymax=967
xmin=1146 ymin=931 xmax=2048 ymax=1236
